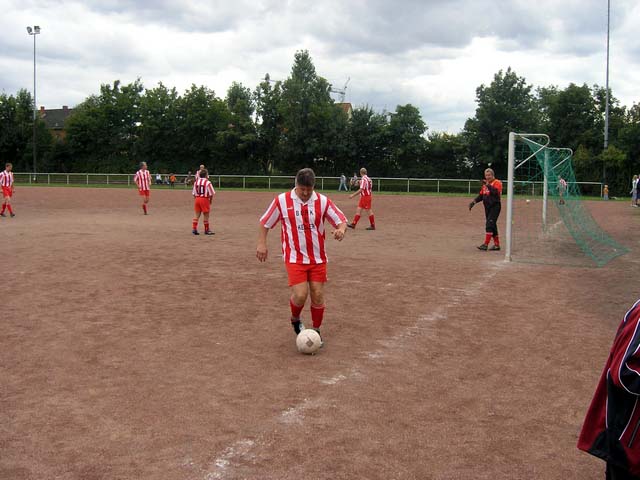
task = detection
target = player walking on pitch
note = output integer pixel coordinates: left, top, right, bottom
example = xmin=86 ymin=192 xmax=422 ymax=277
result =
xmin=0 ymin=162 xmax=16 ymax=217
xmin=347 ymin=167 xmax=375 ymax=230
xmin=133 ymin=162 xmax=151 ymax=215
xmin=469 ymin=168 xmax=502 ymax=251
xmin=192 ymin=169 xmax=215 ymax=235
xmin=257 ymin=168 xmax=348 ymax=344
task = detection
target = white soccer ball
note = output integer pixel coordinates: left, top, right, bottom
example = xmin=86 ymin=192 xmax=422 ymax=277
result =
xmin=296 ymin=329 xmax=322 ymax=354
xmin=526 ymin=199 xmax=530 ymax=204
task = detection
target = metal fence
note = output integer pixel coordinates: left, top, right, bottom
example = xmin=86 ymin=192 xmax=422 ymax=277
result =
xmin=13 ymin=173 xmax=604 ymax=197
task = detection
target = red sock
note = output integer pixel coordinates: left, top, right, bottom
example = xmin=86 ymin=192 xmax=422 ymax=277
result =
xmin=311 ymin=304 xmax=325 ymax=329
xmin=142 ymin=204 xmax=147 ymax=214
xmin=353 ymin=214 xmax=361 ymax=226
xmin=0 ymin=204 xmax=5 ymax=214
xmin=6 ymin=205 xmax=12 ymax=214
xmin=192 ymin=219 xmax=198 ymax=230
xmin=493 ymin=235 xmax=500 ymax=247
xmin=484 ymin=233 xmax=492 ymax=245
xmin=369 ymin=215 xmax=375 ymax=227
xmin=290 ymin=297 xmax=304 ymax=320
xmin=204 ymin=221 xmax=210 ymax=232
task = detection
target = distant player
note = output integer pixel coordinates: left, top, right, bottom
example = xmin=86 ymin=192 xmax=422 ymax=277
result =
xmin=558 ymin=176 xmax=567 ymax=205
xmin=469 ymin=168 xmax=502 ymax=251
xmin=133 ymin=161 xmax=151 ymax=215
xmin=197 ymin=164 xmax=209 ymax=179
xmin=0 ymin=162 xmax=15 ymax=217
xmin=192 ymin=169 xmax=216 ymax=235
xmin=347 ymin=167 xmax=375 ymax=230
xmin=257 ymin=168 xmax=347 ymax=344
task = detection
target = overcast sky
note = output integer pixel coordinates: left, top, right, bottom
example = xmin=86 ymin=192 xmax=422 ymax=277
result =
xmin=1 ymin=0 xmax=638 ymax=133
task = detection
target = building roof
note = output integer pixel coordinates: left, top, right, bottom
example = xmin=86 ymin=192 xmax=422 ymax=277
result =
xmin=39 ymin=106 xmax=73 ymax=130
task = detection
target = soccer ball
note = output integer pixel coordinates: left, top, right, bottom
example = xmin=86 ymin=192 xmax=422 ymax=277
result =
xmin=526 ymin=199 xmax=530 ymax=204
xmin=296 ymin=329 xmax=322 ymax=354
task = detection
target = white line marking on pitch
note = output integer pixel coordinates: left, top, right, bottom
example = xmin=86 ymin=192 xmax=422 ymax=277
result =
xmin=194 ymin=262 xmax=508 ymax=479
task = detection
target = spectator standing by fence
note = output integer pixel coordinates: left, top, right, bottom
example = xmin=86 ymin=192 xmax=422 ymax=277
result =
xmin=631 ymin=175 xmax=638 ymax=207
xmin=350 ymin=172 xmax=359 ymax=191
xmin=338 ymin=174 xmax=348 ymax=192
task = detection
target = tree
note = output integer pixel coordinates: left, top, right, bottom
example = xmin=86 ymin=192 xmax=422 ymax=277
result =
xmin=175 ymin=85 xmax=229 ymax=173
xmin=343 ymin=106 xmax=389 ymax=176
xmin=136 ymin=82 xmax=181 ymax=173
xmin=464 ymin=68 xmax=539 ymax=176
xmin=66 ymin=79 xmax=144 ymax=172
xmin=0 ymin=89 xmax=51 ymax=171
xmin=387 ymin=104 xmax=427 ymax=176
xmin=254 ymin=75 xmax=283 ymax=174
xmin=221 ymin=82 xmax=257 ymax=173
xmin=278 ymin=50 xmax=344 ymax=174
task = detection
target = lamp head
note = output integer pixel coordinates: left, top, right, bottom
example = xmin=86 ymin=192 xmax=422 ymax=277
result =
xmin=34 ymin=26 xmax=40 ymax=33
xmin=26 ymin=26 xmax=32 ymax=34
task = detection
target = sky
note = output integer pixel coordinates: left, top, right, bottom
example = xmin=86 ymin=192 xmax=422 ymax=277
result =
xmin=1 ymin=0 xmax=638 ymax=133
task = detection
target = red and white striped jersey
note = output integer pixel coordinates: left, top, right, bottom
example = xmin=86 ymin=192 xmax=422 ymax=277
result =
xmin=134 ymin=169 xmax=151 ymax=191
xmin=559 ymin=178 xmax=568 ymax=192
xmin=260 ymin=189 xmax=347 ymax=264
xmin=192 ymin=177 xmax=215 ymax=197
xmin=0 ymin=170 xmax=14 ymax=188
xmin=359 ymin=174 xmax=372 ymax=196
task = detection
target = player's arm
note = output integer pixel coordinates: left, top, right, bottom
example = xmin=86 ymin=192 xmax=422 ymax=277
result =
xmin=256 ymin=225 xmax=270 ymax=262
xmin=349 ymin=187 xmax=363 ymax=199
xmin=333 ymin=221 xmax=347 ymax=241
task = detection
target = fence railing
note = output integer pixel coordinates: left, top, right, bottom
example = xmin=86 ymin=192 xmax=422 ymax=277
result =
xmin=13 ymin=173 xmax=605 ymax=197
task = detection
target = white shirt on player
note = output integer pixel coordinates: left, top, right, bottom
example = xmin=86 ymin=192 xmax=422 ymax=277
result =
xmin=0 ymin=170 xmax=14 ymax=188
xmin=260 ymin=189 xmax=347 ymax=264
xmin=134 ymin=169 xmax=151 ymax=191
xmin=359 ymin=174 xmax=372 ymax=196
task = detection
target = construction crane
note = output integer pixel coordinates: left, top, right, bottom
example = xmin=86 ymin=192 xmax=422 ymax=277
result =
xmin=330 ymin=77 xmax=350 ymax=103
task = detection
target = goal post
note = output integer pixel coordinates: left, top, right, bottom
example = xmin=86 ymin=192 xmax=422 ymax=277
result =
xmin=505 ymin=132 xmax=549 ymax=261
xmin=504 ymin=132 xmax=628 ymax=267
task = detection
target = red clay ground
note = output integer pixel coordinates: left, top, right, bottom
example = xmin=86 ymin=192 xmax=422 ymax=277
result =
xmin=1 ymin=187 xmax=639 ymax=480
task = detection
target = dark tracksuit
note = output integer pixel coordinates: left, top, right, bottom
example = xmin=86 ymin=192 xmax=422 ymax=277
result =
xmin=579 ymin=299 xmax=640 ymax=479
xmin=473 ymin=179 xmax=502 ymax=237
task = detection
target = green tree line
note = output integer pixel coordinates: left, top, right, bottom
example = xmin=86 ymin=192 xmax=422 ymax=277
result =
xmin=1 ymin=51 xmax=639 ymax=194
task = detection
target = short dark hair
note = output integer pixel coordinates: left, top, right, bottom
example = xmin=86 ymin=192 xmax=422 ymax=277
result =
xmin=296 ymin=168 xmax=315 ymax=187
xmin=199 ymin=169 xmax=208 ymax=178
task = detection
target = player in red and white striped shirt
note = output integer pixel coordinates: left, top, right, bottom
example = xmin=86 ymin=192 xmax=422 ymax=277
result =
xmin=257 ymin=168 xmax=347 ymax=342
xmin=133 ymin=162 xmax=151 ymax=215
xmin=347 ymin=167 xmax=375 ymax=230
xmin=0 ymin=163 xmax=16 ymax=217
xmin=192 ymin=169 xmax=216 ymax=235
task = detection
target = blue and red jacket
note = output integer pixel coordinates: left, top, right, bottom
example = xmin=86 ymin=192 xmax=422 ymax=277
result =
xmin=578 ymin=299 xmax=640 ymax=475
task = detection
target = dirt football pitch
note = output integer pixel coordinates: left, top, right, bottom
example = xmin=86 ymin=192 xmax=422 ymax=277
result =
xmin=2 ymin=186 xmax=639 ymax=480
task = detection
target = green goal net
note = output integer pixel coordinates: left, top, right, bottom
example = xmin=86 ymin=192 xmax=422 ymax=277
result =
xmin=505 ymin=133 xmax=628 ymax=267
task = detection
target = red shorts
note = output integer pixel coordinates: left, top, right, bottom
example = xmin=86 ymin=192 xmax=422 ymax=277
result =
xmin=138 ymin=189 xmax=150 ymax=197
xmin=285 ymin=263 xmax=327 ymax=286
xmin=358 ymin=195 xmax=372 ymax=209
xmin=2 ymin=186 xmax=12 ymax=198
xmin=194 ymin=197 xmax=211 ymax=214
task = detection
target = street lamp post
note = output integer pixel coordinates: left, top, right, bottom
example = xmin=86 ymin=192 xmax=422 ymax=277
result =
xmin=26 ymin=25 xmax=41 ymax=178
xmin=603 ymin=0 xmax=610 ymax=184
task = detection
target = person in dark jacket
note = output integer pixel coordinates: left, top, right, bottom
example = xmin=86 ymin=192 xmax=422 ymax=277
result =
xmin=579 ymin=299 xmax=640 ymax=480
xmin=469 ymin=168 xmax=502 ymax=251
